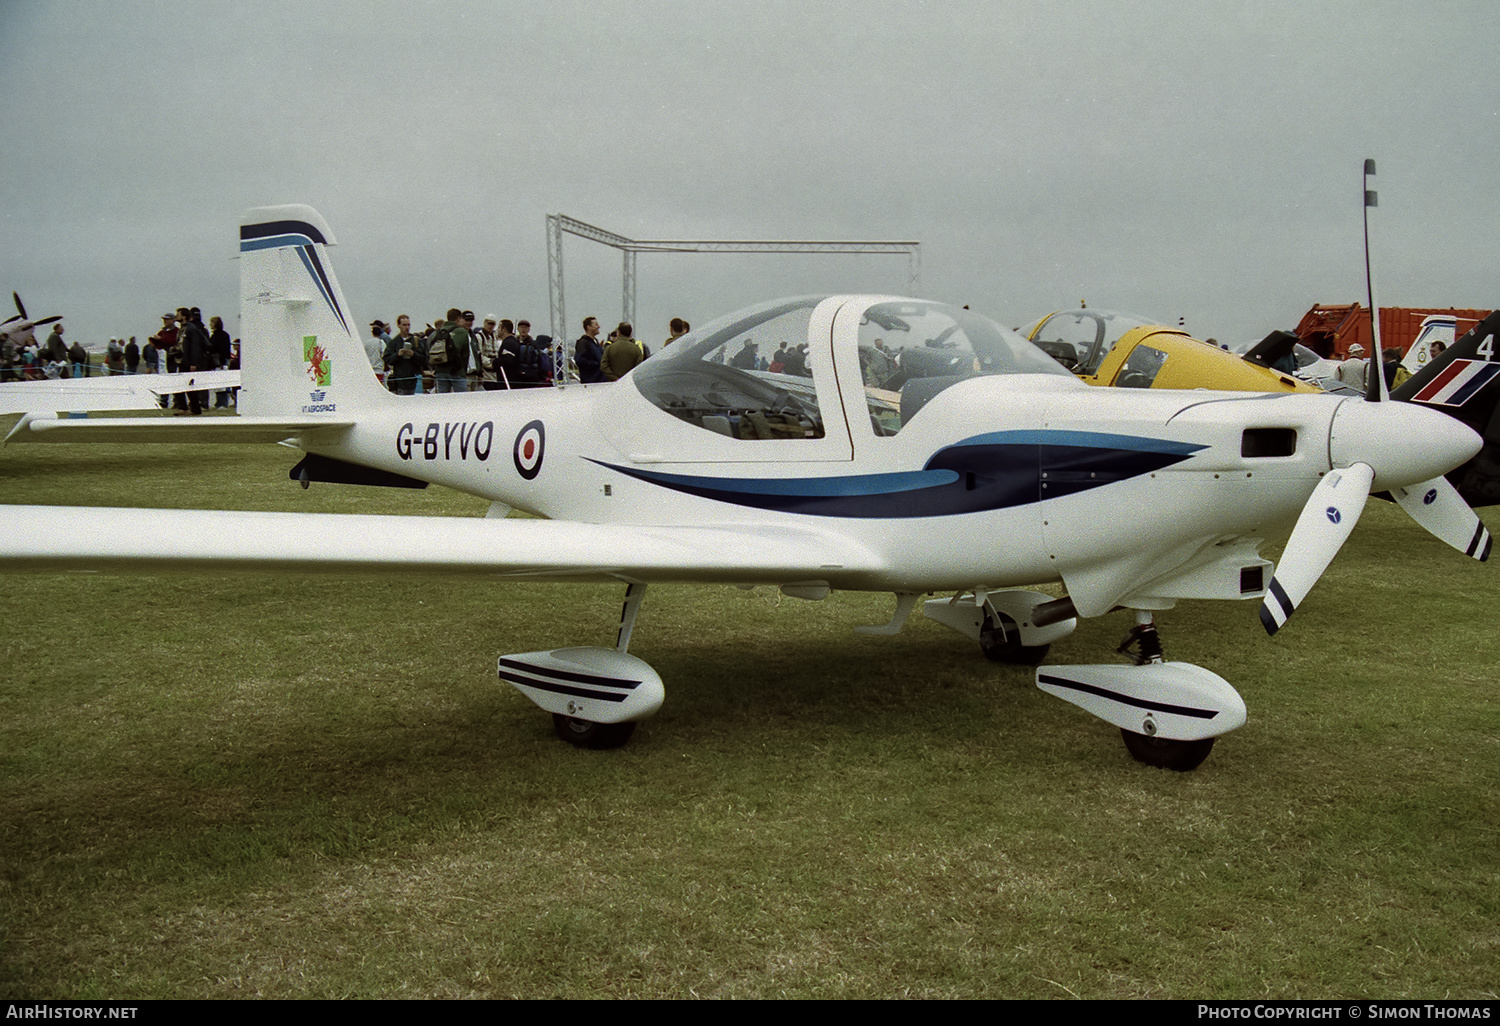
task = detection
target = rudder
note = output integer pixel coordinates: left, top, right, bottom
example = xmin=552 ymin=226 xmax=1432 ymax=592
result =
xmin=237 ymin=204 xmax=388 ymax=419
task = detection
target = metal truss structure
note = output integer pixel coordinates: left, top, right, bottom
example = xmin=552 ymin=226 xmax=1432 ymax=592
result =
xmin=545 ymin=214 xmax=920 ymax=384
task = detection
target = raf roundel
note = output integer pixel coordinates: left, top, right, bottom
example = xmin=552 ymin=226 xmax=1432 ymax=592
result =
xmin=513 ymin=420 xmax=546 ymax=480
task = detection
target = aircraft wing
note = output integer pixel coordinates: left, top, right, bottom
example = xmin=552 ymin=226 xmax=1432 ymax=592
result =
xmin=0 ymin=505 xmax=885 ymax=585
xmin=0 ymin=370 xmax=240 ymax=415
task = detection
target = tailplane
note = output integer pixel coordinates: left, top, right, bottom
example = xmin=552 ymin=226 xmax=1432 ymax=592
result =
xmin=238 ymin=205 xmax=388 ymax=419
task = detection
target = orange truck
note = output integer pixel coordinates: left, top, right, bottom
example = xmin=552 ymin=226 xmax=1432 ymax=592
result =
xmin=1294 ymin=303 xmax=1490 ymax=361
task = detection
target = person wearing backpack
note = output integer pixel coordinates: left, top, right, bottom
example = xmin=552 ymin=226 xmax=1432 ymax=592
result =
xmin=429 ymin=307 xmax=470 ymax=393
xmin=516 ymin=320 xmax=545 ymax=388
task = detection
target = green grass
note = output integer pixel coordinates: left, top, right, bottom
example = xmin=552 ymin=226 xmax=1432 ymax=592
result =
xmin=0 ymin=439 xmax=1496 ymax=998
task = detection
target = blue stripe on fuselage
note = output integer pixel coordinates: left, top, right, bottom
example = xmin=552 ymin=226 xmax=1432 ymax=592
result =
xmin=589 ymin=430 xmax=1205 ymax=518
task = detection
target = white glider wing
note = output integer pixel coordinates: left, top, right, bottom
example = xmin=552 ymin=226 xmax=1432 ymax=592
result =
xmin=0 ymin=505 xmax=884 ymax=585
xmin=0 ymin=370 xmax=240 ymax=415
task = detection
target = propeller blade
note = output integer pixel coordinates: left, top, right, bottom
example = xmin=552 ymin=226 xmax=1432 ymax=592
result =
xmin=13 ymin=292 xmax=25 ymax=320
xmin=1261 ymin=463 xmax=1375 ymax=635
xmin=31 ymin=315 xmax=62 ymax=327
xmin=1391 ymin=476 xmax=1493 ymax=562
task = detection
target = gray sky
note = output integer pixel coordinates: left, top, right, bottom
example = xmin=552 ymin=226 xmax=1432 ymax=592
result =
xmin=2 ymin=0 xmax=1497 ymax=350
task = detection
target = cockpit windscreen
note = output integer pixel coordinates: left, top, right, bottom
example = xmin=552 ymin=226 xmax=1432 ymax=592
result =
xmin=632 ymin=296 xmax=828 ymax=441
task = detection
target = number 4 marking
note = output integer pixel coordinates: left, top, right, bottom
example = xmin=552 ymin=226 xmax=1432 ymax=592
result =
xmin=1478 ymin=334 xmax=1495 ymax=361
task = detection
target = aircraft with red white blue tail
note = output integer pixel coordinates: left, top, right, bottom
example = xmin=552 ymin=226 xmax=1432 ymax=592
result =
xmin=0 ymin=204 xmax=1491 ymax=771
xmin=1394 ymin=309 xmax=1500 ymax=510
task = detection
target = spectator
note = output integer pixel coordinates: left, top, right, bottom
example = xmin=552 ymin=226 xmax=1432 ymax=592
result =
xmin=177 ymin=307 xmax=211 ymax=414
xmin=367 ymin=320 xmax=390 ymax=378
xmin=209 ymin=316 xmax=233 ymax=406
xmin=430 ymin=308 xmax=470 ymax=393
xmin=601 ymin=322 xmax=644 ymax=381
xmin=472 ymin=314 xmax=499 ymax=391
xmin=45 ymin=323 xmax=68 ymax=374
xmin=516 ymin=320 xmax=545 ymax=387
xmin=495 ymin=319 xmax=520 ymax=388
xmin=575 ymin=316 xmax=604 ymax=383
xmin=383 ymin=314 xmax=426 ymax=395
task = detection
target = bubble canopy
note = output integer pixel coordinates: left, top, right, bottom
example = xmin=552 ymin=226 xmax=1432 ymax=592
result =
xmin=631 ymin=296 xmax=1070 ymax=441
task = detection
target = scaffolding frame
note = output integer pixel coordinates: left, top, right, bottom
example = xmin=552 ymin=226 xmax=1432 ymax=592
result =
xmin=545 ymin=214 xmax=920 ymax=384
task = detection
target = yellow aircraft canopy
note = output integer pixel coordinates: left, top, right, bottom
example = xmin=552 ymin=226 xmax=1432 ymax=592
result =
xmin=1023 ymin=308 xmax=1321 ymax=394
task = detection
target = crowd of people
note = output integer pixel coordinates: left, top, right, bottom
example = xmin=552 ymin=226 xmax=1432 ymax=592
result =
xmin=365 ymin=311 xmax=691 ymax=393
xmin=0 ymin=307 xmax=238 ymax=414
xmin=1326 ymin=341 xmax=1438 ymax=393
xmin=0 ymin=320 xmax=99 ymax=382
xmin=2 ymin=306 xmax=696 ymax=400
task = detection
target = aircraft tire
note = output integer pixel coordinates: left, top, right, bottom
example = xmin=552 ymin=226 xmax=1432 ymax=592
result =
xmin=1120 ymin=729 xmax=1214 ymax=771
xmin=552 ymin=714 xmax=636 ymax=750
xmin=979 ymin=613 xmax=1050 ymax=666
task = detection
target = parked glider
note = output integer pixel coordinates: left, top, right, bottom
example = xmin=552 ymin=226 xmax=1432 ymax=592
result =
xmin=1 ymin=206 xmax=1490 ymax=770
xmin=0 ymin=369 xmax=240 ymax=414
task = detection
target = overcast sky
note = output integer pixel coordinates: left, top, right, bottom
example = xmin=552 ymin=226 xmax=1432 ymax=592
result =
xmin=2 ymin=0 xmax=1497 ymax=350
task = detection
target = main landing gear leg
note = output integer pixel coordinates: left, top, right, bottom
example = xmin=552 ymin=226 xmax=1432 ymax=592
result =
xmin=1115 ymin=611 xmax=1215 ymax=772
xmin=551 ymin=583 xmax=649 ymax=749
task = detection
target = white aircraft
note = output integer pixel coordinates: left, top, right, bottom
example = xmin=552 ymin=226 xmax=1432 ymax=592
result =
xmin=0 ymin=291 xmax=62 ymax=353
xmin=1 ymin=205 xmax=1491 ymax=770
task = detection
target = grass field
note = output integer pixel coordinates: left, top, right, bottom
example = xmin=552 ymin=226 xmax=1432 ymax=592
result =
xmin=1 ymin=437 xmax=1496 ymax=998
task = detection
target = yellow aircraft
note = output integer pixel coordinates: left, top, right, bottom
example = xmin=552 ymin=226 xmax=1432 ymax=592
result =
xmin=1019 ymin=308 xmax=1322 ymax=394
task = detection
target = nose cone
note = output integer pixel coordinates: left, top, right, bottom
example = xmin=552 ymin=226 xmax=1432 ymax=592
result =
xmin=1329 ymin=398 xmax=1483 ymax=490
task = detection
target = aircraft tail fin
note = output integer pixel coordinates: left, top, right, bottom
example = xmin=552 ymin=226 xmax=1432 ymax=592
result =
xmin=1393 ymin=308 xmax=1500 ymax=506
xmin=237 ymin=205 xmax=389 ymax=419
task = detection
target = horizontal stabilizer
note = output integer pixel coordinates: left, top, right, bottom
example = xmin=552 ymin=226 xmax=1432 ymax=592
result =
xmin=6 ymin=413 xmax=353 ymax=445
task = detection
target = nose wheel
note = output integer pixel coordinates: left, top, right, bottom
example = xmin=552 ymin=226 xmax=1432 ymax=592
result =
xmin=1115 ymin=612 xmax=1218 ymax=771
